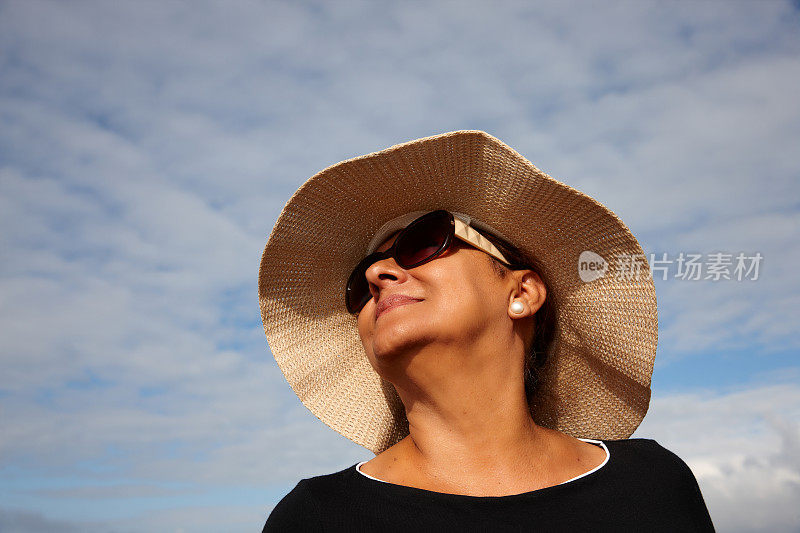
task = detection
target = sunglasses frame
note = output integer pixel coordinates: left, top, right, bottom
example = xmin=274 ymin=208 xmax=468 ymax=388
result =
xmin=345 ymin=210 xmax=512 ymax=314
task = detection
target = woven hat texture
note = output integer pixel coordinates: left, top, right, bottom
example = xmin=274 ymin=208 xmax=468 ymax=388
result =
xmin=258 ymin=130 xmax=658 ymax=455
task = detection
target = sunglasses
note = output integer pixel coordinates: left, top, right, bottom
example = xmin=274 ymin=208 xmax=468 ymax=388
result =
xmin=345 ymin=210 xmax=512 ymax=314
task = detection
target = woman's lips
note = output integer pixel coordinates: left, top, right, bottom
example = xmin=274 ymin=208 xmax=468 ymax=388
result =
xmin=375 ymin=295 xmax=423 ymax=319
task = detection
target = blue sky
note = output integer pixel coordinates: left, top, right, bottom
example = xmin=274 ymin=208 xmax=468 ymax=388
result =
xmin=1 ymin=0 xmax=798 ymax=531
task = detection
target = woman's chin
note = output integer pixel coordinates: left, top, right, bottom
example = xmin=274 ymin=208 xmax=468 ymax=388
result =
xmin=372 ymin=334 xmax=417 ymax=360
xmin=369 ymin=323 xmax=431 ymax=366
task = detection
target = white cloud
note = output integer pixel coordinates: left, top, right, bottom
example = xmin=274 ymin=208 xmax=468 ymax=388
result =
xmin=636 ymin=383 xmax=800 ymax=532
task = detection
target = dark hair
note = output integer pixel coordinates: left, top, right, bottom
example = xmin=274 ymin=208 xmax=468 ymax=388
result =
xmin=473 ymin=228 xmax=557 ymax=410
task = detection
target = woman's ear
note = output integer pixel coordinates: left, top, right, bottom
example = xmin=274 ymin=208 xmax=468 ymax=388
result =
xmin=507 ymin=270 xmax=546 ymax=319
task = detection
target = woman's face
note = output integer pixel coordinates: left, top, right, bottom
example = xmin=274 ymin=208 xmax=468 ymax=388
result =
xmin=356 ymin=231 xmax=537 ymax=379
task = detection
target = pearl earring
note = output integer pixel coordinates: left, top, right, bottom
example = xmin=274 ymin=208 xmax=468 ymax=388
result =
xmin=510 ymin=300 xmax=524 ymax=314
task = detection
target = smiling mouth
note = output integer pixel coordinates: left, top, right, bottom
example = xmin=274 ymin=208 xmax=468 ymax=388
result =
xmin=376 ymin=299 xmax=422 ymax=319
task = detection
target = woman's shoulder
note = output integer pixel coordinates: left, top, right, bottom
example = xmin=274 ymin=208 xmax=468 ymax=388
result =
xmin=601 ymin=438 xmax=709 ymax=506
xmin=600 ymin=437 xmax=715 ymax=530
xmin=603 ymin=437 xmax=697 ymax=478
xmin=262 ymin=466 xmax=356 ymax=532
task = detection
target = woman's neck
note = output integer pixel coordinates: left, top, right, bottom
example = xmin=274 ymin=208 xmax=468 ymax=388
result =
xmin=387 ymin=371 xmax=563 ymax=493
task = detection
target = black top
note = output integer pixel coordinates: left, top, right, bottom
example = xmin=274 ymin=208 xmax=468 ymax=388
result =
xmin=263 ymin=438 xmax=715 ymax=532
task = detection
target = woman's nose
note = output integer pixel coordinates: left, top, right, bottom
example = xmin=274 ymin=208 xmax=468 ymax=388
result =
xmin=364 ymin=257 xmax=409 ymax=299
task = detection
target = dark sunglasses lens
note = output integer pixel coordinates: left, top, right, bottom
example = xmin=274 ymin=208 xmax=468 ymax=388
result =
xmin=345 ymin=211 xmax=451 ymax=314
xmin=346 ymin=253 xmax=380 ymax=313
xmin=395 ymin=211 xmax=450 ymax=267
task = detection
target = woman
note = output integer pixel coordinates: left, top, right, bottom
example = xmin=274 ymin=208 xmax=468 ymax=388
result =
xmin=258 ymin=131 xmax=715 ymax=531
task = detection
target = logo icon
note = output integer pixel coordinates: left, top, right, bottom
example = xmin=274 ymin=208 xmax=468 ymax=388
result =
xmin=578 ymin=251 xmax=607 ymax=283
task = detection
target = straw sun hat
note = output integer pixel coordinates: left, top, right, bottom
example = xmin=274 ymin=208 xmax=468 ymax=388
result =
xmin=258 ymin=130 xmax=658 ymax=455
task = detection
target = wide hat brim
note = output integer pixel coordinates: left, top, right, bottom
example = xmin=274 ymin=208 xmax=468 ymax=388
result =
xmin=258 ymin=130 xmax=657 ymax=455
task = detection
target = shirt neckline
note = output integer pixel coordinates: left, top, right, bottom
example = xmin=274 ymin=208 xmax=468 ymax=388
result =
xmin=353 ymin=437 xmax=610 ymax=500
